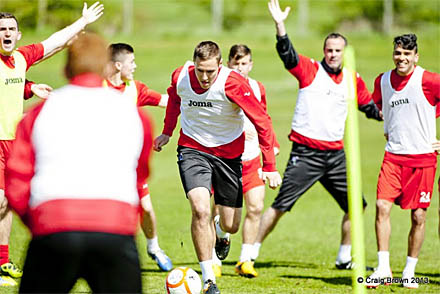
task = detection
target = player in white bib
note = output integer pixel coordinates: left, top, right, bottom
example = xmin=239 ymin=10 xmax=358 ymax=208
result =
xmin=252 ymin=0 xmax=383 ymax=272
xmin=211 ymin=44 xmax=280 ymax=279
xmin=366 ymin=34 xmax=440 ymax=289
xmin=154 ymin=41 xmax=281 ymax=294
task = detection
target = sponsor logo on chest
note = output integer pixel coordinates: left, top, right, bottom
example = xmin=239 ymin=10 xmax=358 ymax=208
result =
xmin=326 ymin=89 xmax=344 ymax=99
xmin=390 ymin=98 xmax=409 ymax=108
xmin=4 ymin=77 xmax=23 ymax=86
xmin=188 ymin=100 xmax=213 ymax=107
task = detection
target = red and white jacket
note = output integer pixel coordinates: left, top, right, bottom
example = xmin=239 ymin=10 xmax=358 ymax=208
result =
xmin=5 ymin=73 xmax=154 ymax=237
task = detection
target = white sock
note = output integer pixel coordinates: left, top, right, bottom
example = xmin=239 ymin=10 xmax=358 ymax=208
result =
xmin=251 ymin=243 xmax=262 ymax=260
xmin=239 ymin=244 xmax=253 ymax=262
xmin=147 ymin=236 xmax=160 ymax=253
xmin=336 ymin=244 xmax=352 ymax=264
xmin=212 ymin=248 xmax=222 ymax=266
xmin=403 ymin=256 xmax=418 ymax=276
xmin=377 ymin=251 xmax=390 ymax=272
xmin=215 ymin=216 xmax=230 ymax=239
xmin=199 ymin=260 xmax=215 ymax=283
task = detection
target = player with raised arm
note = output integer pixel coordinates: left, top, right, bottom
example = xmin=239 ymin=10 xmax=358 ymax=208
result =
xmin=105 ymin=43 xmax=172 ymax=272
xmin=252 ymin=0 xmax=383 ymax=271
xmin=154 ymin=41 xmax=281 ymax=294
xmin=0 ymin=2 xmax=104 ymax=286
xmin=366 ymin=34 xmax=439 ymax=289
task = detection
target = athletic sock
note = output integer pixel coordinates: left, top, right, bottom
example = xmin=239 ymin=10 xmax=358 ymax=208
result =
xmin=212 ymin=248 xmax=222 ymax=266
xmin=0 ymin=245 xmax=8 ymax=265
xmin=239 ymin=244 xmax=253 ymax=262
xmin=215 ymin=216 xmax=230 ymax=239
xmin=147 ymin=236 xmax=160 ymax=253
xmin=402 ymin=256 xmax=418 ymax=276
xmin=200 ymin=260 xmax=215 ymax=284
xmin=336 ymin=244 xmax=352 ymax=264
xmin=377 ymin=251 xmax=391 ymax=272
xmin=251 ymin=243 xmax=261 ymax=260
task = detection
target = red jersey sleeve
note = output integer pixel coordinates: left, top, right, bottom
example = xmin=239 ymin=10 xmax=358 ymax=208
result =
xmin=5 ymin=102 xmax=45 ymax=218
xmin=17 ymin=43 xmax=44 ymax=71
xmin=288 ymin=55 xmax=319 ymax=89
xmin=136 ymin=109 xmax=154 ymax=199
xmin=24 ymin=79 xmax=35 ymax=100
xmin=356 ymin=74 xmax=372 ymax=106
xmin=257 ymin=80 xmax=280 ymax=149
xmin=135 ymin=80 xmax=162 ymax=107
xmin=226 ymin=72 xmax=276 ymax=172
xmin=422 ymin=71 xmax=440 ymax=106
xmin=372 ymin=74 xmax=384 ymax=111
xmin=162 ymin=67 xmax=183 ymax=136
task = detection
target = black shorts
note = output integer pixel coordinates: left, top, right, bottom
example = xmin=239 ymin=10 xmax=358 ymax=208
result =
xmin=177 ymin=146 xmax=243 ymax=208
xmin=271 ymin=143 xmax=367 ymax=213
xmin=19 ymin=232 xmax=141 ymax=294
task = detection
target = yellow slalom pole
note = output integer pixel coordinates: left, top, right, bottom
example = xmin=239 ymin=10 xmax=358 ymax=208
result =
xmin=343 ymin=45 xmax=366 ymax=294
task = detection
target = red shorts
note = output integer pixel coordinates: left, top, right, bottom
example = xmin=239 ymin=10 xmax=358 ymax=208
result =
xmin=0 ymin=140 xmax=13 ymax=190
xmin=242 ymin=155 xmax=264 ymax=194
xmin=377 ymin=159 xmax=436 ymax=209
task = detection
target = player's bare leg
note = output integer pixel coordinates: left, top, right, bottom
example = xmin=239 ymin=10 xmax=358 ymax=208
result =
xmin=188 ymin=187 xmax=217 ymax=285
xmin=236 ymin=186 xmax=264 ymax=278
xmin=214 ymin=204 xmax=241 ymax=262
xmin=366 ymin=199 xmax=393 ymax=288
xmin=140 ymin=196 xmax=172 ymax=271
xmin=400 ymin=208 xmax=426 ymax=289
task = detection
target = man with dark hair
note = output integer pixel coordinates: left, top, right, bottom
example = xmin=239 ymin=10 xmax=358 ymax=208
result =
xmin=252 ymin=0 xmax=383 ymax=270
xmin=154 ymin=40 xmax=281 ymax=294
xmin=0 ymin=2 xmax=104 ymax=286
xmin=5 ymin=32 xmax=153 ymax=294
xmin=366 ymin=33 xmax=439 ymax=289
xmin=105 ymin=42 xmax=172 ymax=272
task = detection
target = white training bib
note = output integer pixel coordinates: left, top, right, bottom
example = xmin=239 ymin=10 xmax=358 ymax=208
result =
xmin=381 ymin=66 xmax=436 ymax=154
xmin=177 ymin=61 xmax=244 ymax=147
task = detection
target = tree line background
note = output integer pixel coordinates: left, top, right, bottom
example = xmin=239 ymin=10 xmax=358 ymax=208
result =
xmin=0 ymin=0 xmax=438 ymax=36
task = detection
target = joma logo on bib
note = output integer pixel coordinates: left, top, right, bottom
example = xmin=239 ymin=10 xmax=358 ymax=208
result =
xmin=390 ymin=98 xmax=409 ymax=108
xmin=4 ymin=77 xmax=23 ymax=85
xmin=188 ymin=100 xmax=213 ymax=107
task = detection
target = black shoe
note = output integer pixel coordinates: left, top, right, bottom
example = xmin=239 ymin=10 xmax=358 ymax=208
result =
xmin=203 ymin=279 xmax=220 ymax=294
xmin=335 ymin=260 xmax=374 ymax=271
xmin=215 ymin=236 xmax=231 ymax=260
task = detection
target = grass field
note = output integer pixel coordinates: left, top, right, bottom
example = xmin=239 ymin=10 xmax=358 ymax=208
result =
xmin=1 ymin=1 xmax=440 ymax=293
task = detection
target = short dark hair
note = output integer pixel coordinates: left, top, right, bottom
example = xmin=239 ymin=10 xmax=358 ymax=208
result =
xmin=323 ymin=32 xmax=347 ymax=49
xmin=228 ymin=44 xmax=252 ymax=62
xmin=0 ymin=12 xmax=19 ymax=30
xmin=108 ymin=43 xmax=134 ymax=62
xmin=393 ymin=34 xmax=418 ymax=53
xmin=193 ymin=41 xmax=221 ymax=63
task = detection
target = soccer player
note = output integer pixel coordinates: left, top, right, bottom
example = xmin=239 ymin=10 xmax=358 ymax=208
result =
xmin=154 ymin=41 xmax=281 ymax=294
xmin=224 ymin=44 xmax=279 ymax=278
xmin=0 ymin=2 xmax=103 ymax=286
xmin=106 ymin=43 xmax=172 ymax=272
xmin=252 ymin=0 xmax=383 ymax=270
xmin=366 ymin=34 xmax=440 ymax=289
xmin=5 ymin=32 xmax=153 ymax=294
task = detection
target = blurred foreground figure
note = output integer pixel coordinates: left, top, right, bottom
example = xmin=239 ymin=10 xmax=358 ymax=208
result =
xmin=0 ymin=2 xmax=104 ymax=285
xmin=5 ymin=32 xmax=153 ymax=294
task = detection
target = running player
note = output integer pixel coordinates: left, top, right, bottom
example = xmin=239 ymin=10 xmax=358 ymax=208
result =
xmin=366 ymin=33 xmax=440 ymax=289
xmin=253 ymin=0 xmax=383 ymax=270
xmin=154 ymin=41 xmax=281 ymax=294
xmin=0 ymin=2 xmax=104 ymax=286
xmin=106 ymin=43 xmax=172 ymax=272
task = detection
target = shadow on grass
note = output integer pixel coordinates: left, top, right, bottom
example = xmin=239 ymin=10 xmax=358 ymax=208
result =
xmin=225 ymin=260 xmax=318 ymax=269
xmin=280 ymin=274 xmax=352 ymax=286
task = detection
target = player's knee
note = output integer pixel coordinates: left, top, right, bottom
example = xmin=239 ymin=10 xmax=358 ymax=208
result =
xmin=225 ymin=222 xmax=240 ymax=234
xmin=376 ymin=200 xmax=391 ymax=217
xmin=247 ymin=202 xmax=264 ymax=218
xmin=191 ymin=206 xmax=211 ymax=223
xmin=411 ymin=209 xmax=426 ymax=226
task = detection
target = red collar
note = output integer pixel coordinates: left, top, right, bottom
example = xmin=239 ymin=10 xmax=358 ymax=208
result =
xmin=70 ymin=73 xmax=103 ymax=87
